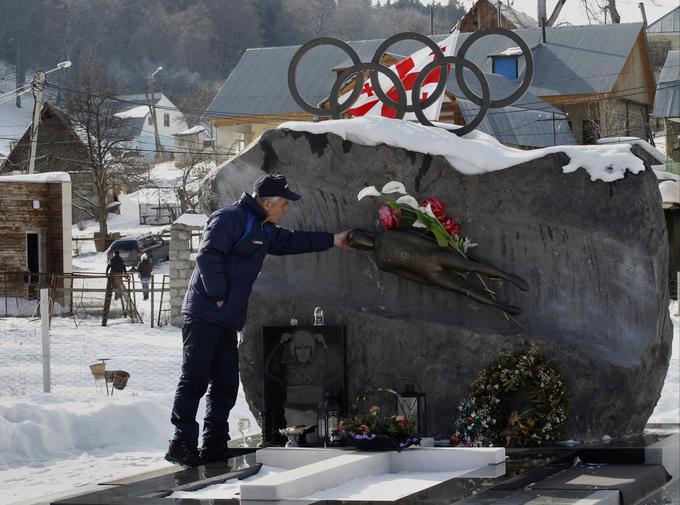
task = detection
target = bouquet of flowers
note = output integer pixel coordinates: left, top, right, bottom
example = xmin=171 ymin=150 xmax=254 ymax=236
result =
xmin=330 ymin=390 xmax=420 ymax=451
xmin=358 ymin=180 xmax=476 ymax=257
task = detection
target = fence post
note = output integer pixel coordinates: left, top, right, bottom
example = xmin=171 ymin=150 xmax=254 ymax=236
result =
xmin=150 ymin=275 xmax=155 ymax=328
xmin=40 ymin=288 xmax=51 ymax=393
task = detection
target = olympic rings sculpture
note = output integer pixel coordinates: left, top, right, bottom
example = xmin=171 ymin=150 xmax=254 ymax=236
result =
xmin=288 ymin=28 xmax=534 ymax=136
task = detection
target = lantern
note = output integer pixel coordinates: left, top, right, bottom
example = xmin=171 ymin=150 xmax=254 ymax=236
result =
xmin=317 ymin=390 xmax=340 ymax=446
xmin=396 ymin=383 xmax=427 ymax=437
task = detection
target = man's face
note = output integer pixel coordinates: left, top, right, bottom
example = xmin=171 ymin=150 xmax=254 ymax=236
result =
xmin=263 ymin=197 xmax=289 ymax=224
xmin=292 ymin=331 xmax=314 ymax=363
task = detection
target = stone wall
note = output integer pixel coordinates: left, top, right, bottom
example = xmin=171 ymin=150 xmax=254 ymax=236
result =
xmin=169 ymin=222 xmax=198 ymax=327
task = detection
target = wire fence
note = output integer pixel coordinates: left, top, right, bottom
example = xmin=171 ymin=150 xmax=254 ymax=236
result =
xmin=0 ymin=272 xmax=172 ymax=326
xmin=0 ymin=275 xmax=182 ymax=398
xmin=0 ymin=315 xmax=183 ymax=398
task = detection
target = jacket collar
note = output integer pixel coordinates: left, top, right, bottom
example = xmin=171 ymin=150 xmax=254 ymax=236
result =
xmin=237 ymin=192 xmax=267 ymax=222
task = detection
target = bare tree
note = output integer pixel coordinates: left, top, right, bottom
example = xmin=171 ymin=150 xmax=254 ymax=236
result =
xmin=63 ymin=52 xmax=148 ymax=236
xmin=545 ymin=0 xmax=568 ymax=26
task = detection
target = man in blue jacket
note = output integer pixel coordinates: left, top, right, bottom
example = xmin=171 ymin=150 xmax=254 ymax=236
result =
xmin=166 ymin=173 xmax=350 ymax=467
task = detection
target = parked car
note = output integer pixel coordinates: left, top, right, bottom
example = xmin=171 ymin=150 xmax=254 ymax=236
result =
xmin=106 ymin=234 xmax=169 ymax=268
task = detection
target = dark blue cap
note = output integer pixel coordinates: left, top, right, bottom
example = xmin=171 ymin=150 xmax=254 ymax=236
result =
xmin=252 ymin=174 xmax=301 ymax=201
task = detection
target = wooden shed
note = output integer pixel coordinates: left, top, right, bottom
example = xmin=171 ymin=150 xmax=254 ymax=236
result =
xmin=0 ymin=172 xmax=72 ymax=298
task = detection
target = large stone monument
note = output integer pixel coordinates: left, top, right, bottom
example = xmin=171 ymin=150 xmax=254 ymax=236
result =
xmin=198 ymin=126 xmax=673 ymax=441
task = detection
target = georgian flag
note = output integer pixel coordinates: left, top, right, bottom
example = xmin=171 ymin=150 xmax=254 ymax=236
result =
xmin=342 ymin=29 xmax=459 ymax=121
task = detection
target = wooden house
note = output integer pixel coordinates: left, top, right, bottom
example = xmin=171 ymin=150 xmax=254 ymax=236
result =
xmin=459 ymin=0 xmax=536 ymax=33
xmin=0 ymin=172 xmax=72 ymax=299
xmin=1 ymin=102 xmax=106 ymax=224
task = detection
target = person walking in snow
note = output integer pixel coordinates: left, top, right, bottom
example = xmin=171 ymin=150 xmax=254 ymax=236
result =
xmin=165 ymin=174 xmax=352 ymax=467
xmin=106 ymin=250 xmax=127 ymax=301
xmin=137 ymin=254 xmax=152 ymax=300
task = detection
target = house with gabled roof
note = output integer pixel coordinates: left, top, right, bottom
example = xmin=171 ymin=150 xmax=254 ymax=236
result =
xmin=112 ymin=93 xmax=189 ymax=160
xmin=203 ymin=32 xmax=578 ymax=153
xmin=205 ymin=23 xmax=654 ymax=151
xmin=647 ymin=6 xmax=679 ymax=50
xmin=0 ymin=102 xmax=102 ymax=224
xmin=652 ymin=50 xmax=680 ymax=165
xmin=459 ymin=0 xmax=536 ymax=33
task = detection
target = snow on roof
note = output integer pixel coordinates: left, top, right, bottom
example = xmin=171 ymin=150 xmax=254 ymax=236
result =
xmin=659 ymin=180 xmax=680 ymax=205
xmin=174 ymin=213 xmax=208 ymax=227
xmin=499 ymin=3 xmax=537 ymax=28
xmin=115 ymin=104 xmax=149 ymax=119
xmin=175 ymin=125 xmax=205 ymax=136
xmin=279 ymin=117 xmax=645 ymax=183
xmin=0 ymin=172 xmax=71 ymax=183
xmin=492 ymin=46 xmax=523 ymax=57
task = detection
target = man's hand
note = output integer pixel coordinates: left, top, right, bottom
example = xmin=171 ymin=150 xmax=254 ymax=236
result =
xmin=216 ymin=300 xmax=224 ymax=309
xmin=333 ymin=230 xmax=353 ymax=250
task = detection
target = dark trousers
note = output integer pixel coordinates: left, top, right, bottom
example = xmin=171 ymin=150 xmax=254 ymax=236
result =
xmin=170 ymin=317 xmax=239 ymax=447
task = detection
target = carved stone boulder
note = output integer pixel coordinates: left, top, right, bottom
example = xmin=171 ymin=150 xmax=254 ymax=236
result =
xmin=199 ymin=128 xmax=672 ymax=441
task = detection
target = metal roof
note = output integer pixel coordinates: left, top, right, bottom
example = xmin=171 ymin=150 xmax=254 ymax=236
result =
xmin=205 ymin=24 xmax=641 ymax=145
xmin=647 ymin=6 xmax=679 ymax=34
xmin=652 ymin=50 xmax=680 ymax=118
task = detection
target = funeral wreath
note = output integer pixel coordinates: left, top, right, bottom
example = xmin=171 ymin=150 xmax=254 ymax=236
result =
xmin=451 ymin=344 xmax=568 ymax=447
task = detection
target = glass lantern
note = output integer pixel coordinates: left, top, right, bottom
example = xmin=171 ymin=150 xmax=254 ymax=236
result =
xmin=396 ymin=383 xmax=427 ymax=437
xmin=317 ymin=390 xmax=340 ymax=446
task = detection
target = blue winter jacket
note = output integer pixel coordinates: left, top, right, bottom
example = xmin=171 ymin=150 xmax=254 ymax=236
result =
xmin=182 ymin=193 xmax=334 ymax=330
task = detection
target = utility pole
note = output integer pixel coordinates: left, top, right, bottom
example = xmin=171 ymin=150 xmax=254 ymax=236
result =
xmin=28 ymin=70 xmax=45 ymax=174
xmin=430 ymin=3 xmax=434 ymax=35
xmin=146 ymin=66 xmax=164 ymax=162
xmin=25 ymin=61 xmax=71 ymax=174
xmin=497 ymin=0 xmax=502 ymax=27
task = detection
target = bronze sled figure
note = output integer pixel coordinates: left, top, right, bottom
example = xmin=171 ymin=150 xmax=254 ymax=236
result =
xmin=348 ymin=228 xmax=529 ymax=315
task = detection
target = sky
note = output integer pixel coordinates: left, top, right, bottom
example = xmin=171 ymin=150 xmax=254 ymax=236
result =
xmin=429 ymin=0 xmax=677 ymax=26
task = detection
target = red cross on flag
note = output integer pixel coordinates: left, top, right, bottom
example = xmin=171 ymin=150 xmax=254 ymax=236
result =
xmin=342 ymin=30 xmax=459 ymax=121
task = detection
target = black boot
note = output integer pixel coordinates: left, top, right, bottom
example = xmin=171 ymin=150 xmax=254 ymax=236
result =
xmin=199 ymin=442 xmax=239 ymax=464
xmin=165 ymin=439 xmax=202 ymax=468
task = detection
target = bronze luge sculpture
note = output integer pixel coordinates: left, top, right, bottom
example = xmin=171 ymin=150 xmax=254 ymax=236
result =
xmin=348 ymin=228 xmax=529 ymax=315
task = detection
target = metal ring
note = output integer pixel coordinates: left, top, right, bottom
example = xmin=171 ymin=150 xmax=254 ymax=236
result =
xmin=369 ymin=32 xmax=447 ymax=113
xmin=330 ymin=62 xmax=408 ymax=119
xmin=455 ymin=27 xmax=534 ymax=109
xmin=288 ymin=37 xmax=362 ymax=116
xmin=412 ymin=56 xmax=490 ymax=137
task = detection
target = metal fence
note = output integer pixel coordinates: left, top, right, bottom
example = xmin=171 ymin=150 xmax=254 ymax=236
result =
xmin=0 ymin=272 xmax=172 ymax=326
xmin=139 ymin=202 xmax=181 ymax=225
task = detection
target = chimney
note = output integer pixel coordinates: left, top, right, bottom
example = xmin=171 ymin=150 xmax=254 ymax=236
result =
xmin=638 ymin=2 xmax=648 ymax=27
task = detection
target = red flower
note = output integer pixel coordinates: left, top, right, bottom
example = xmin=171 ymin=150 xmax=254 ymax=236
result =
xmin=394 ymin=415 xmax=409 ymax=427
xmin=379 ymin=203 xmax=401 ymax=230
xmin=441 ymin=217 xmax=460 ymax=236
xmin=355 ymin=424 xmax=370 ymax=434
xmin=451 ymin=434 xmax=461 ymax=444
xmin=421 ymin=197 xmax=447 ymax=221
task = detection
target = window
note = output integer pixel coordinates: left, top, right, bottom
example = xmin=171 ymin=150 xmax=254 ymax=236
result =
xmin=164 ymin=113 xmax=170 ymax=127
xmin=237 ymin=132 xmax=246 ymax=152
xmin=491 ymin=56 xmax=518 ymax=80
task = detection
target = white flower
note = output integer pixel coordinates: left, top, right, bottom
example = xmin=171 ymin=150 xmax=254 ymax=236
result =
xmin=381 ymin=181 xmax=407 ymax=194
xmin=358 ymin=186 xmax=381 ymax=200
xmin=420 ymin=203 xmax=437 ymax=219
xmin=412 ymin=219 xmax=427 ymax=229
xmin=463 ymin=237 xmax=478 ymax=252
xmin=396 ymin=195 xmax=419 ymax=209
